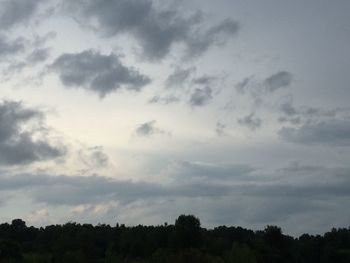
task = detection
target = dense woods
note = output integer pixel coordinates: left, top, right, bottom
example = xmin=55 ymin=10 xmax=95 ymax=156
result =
xmin=0 ymin=215 xmax=350 ymax=262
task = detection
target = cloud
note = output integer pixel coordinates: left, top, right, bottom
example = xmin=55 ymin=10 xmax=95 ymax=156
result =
xmin=0 ymin=173 xmax=166 ymax=205
xmin=0 ymin=100 xmax=65 ymax=166
xmin=135 ymin=120 xmax=168 ymax=137
xmin=278 ymin=97 xmax=350 ymax=125
xmin=192 ymin=75 xmax=220 ymax=86
xmin=233 ymin=72 xmax=292 ymax=112
xmin=237 ymin=113 xmax=262 ymax=131
xmin=277 ymin=98 xmax=302 ymax=124
xmin=234 ymin=71 xmax=292 ymax=111
xmin=264 ymin=71 xmax=293 ymax=92
xmin=0 ymin=32 xmax=56 ymax=76
xmin=235 ymin=77 xmax=253 ymax=94
xmin=148 ymin=95 xmax=180 ymax=105
xmin=231 ymin=72 xmax=294 ymax=120
xmin=167 ymin=161 xmax=255 ymax=182
xmin=0 ymin=0 xmax=44 ymax=30
xmin=2 ymin=48 xmax=51 ymax=76
xmin=0 ymin=35 xmax=25 ymax=58
xmin=253 ymin=165 xmax=350 ymax=200
xmin=279 ymin=100 xmax=298 ymax=116
xmin=1 ymin=161 xmax=350 ymax=235
xmin=33 ymin=32 xmax=57 ymax=47
xmin=278 ymin=119 xmax=350 ymax=146
xmin=78 ymin=146 xmax=109 ymax=169
xmin=185 ymin=18 xmax=240 ymax=58
xmin=0 ymin=172 xmax=231 ymax=206
xmin=167 ymin=161 xmax=350 ymax=232
xmin=215 ymin=122 xmax=226 ymax=137
xmin=1 ymin=47 xmax=51 ymax=78
xmin=160 ymin=70 xmax=224 ymax=107
xmin=64 ymin=0 xmax=239 ymax=60
xmin=26 ymin=48 xmax=50 ymax=64
xmin=189 ymin=86 xmax=212 ymax=107
xmin=166 ymin=67 xmax=195 ymax=88
xmin=51 ymin=50 xmax=151 ymax=98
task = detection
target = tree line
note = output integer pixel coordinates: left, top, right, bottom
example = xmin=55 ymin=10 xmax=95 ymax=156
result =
xmin=0 ymin=215 xmax=349 ymax=262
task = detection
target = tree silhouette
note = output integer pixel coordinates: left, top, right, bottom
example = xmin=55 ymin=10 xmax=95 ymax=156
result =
xmin=174 ymin=214 xmax=201 ymax=248
xmin=0 ymin=215 xmax=349 ymax=262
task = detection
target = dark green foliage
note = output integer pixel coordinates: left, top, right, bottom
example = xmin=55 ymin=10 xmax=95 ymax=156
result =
xmin=174 ymin=215 xmax=201 ymax=248
xmin=224 ymin=243 xmax=256 ymax=263
xmin=0 ymin=239 xmax=22 ymax=261
xmin=0 ymin=215 xmax=349 ymax=262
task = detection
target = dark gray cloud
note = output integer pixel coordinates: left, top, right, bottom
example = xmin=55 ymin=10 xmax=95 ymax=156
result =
xmin=33 ymin=32 xmax=57 ymax=47
xmin=280 ymin=100 xmax=298 ymax=116
xmin=169 ymin=161 xmax=255 ymax=181
xmin=1 ymin=161 xmax=350 ymax=235
xmin=278 ymin=97 xmax=350 ymax=125
xmin=279 ymin=119 xmax=350 ymax=146
xmin=238 ymin=113 xmax=262 ymax=131
xmin=233 ymin=72 xmax=292 ymax=113
xmin=27 ymin=48 xmax=50 ymax=64
xmin=252 ymin=183 xmax=350 ymax=202
xmin=278 ymin=116 xmax=301 ymax=125
xmin=192 ymin=75 xmax=220 ymax=86
xmin=278 ymin=99 xmax=301 ymax=124
xmin=64 ymin=0 xmax=239 ymax=60
xmin=166 ymin=67 xmax=195 ymax=88
xmin=0 ymin=36 xmax=25 ymax=58
xmin=189 ymin=86 xmax=212 ymax=107
xmin=235 ymin=76 xmax=255 ymax=95
xmin=0 ymin=0 xmax=44 ymax=30
xmin=78 ymin=146 xmax=109 ymax=169
xmin=168 ymin=161 xmax=350 ymax=229
xmin=185 ymin=18 xmax=240 ymax=58
xmin=0 ymin=173 xmax=166 ymax=205
xmin=161 ymin=69 xmax=223 ymax=107
xmin=0 ymin=32 xmax=56 ymax=76
xmin=253 ymin=165 xmax=350 ymax=200
xmin=148 ymin=95 xmax=180 ymax=105
xmin=51 ymin=50 xmax=150 ymax=98
xmin=136 ymin=120 xmax=156 ymax=136
xmin=1 ymin=47 xmax=50 ymax=77
xmin=235 ymin=71 xmax=292 ymax=97
xmin=215 ymin=122 xmax=226 ymax=137
xmin=135 ymin=120 xmax=168 ymax=137
xmin=264 ymin=71 xmax=293 ymax=92
xmin=0 ymin=100 xmax=65 ymax=166
xmin=0 ymin=172 xmax=231 ymax=206
xmin=88 ymin=147 xmax=109 ymax=167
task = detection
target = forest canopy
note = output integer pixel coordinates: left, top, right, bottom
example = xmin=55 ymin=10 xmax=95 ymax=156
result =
xmin=0 ymin=215 xmax=350 ymax=262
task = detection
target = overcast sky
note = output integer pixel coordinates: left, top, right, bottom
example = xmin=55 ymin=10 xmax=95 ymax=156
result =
xmin=0 ymin=0 xmax=350 ymax=236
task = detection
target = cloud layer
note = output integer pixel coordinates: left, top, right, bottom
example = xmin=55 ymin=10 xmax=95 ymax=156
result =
xmin=1 ymin=160 xmax=350 ymax=235
xmin=279 ymin=119 xmax=350 ymax=146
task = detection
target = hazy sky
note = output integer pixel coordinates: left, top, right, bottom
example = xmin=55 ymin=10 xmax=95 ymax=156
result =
xmin=0 ymin=0 xmax=350 ymax=236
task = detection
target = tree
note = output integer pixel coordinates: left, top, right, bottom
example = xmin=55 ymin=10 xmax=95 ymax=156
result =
xmin=11 ymin=219 xmax=26 ymax=230
xmin=224 ymin=243 xmax=256 ymax=263
xmin=174 ymin=215 xmax=201 ymax=248
xmin=0 ymin=239 xmax=22 ymax=261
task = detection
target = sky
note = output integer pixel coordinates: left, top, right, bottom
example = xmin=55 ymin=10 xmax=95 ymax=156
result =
xmin=0 ymin=0 xmax=350 ymax=237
